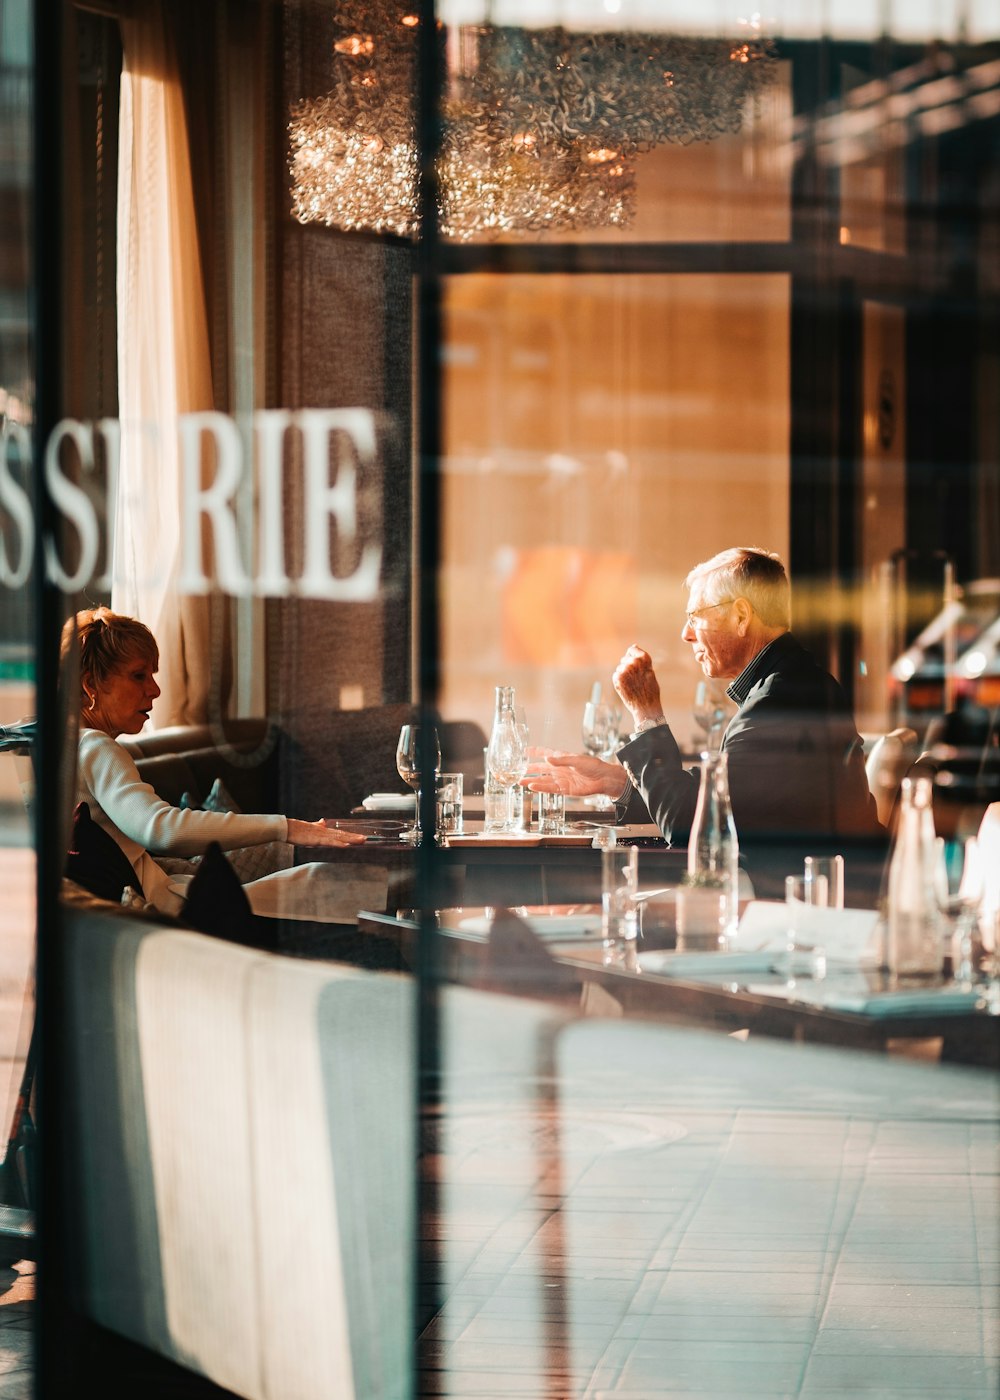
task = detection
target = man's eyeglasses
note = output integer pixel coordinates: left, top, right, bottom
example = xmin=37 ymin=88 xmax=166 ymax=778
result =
xmin=684 ymin=601 xmax=732 ymax=629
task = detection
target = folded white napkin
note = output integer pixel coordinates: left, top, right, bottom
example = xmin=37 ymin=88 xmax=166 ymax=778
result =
xmin=454 ymin=913 xmax=602 ymax=940
xmin=639 ymin=950 xmax=775 ymax=979
xmin=362 ymin=792 xmax=416 ymax=811
xmin=732 ymin=900 xmax=881 ymax=967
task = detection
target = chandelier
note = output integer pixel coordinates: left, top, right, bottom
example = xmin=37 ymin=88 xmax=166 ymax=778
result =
xmin=289 ymin=5 xmax=778 ymax=241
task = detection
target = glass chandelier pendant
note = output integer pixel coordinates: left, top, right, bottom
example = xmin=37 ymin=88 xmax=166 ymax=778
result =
xmin=288 ymin=3 xmax=778 ymax=241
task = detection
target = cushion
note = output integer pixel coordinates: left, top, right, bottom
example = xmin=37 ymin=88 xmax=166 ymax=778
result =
xmin=181 ymin=842 xmax=275 ymax=951
xmin=181 ymin=777 xmax=240 ymax=813
xmin=65 ymin=803 xmax=144 ymax=904
xmin=181 ymin=779 xmax=294 ymax=884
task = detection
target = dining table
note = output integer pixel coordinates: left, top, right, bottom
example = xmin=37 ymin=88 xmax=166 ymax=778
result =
xmin=317 ymin=808 xmax=683 ymax=909
xmin=355 ymin=901 xmax=1000 ymax=1069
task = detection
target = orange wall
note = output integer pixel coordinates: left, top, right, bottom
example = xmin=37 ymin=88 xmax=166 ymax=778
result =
xmin=439 ymin=272 xmax=790 ymax=752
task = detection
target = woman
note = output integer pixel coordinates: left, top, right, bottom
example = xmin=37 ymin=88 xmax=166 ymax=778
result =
xmin=65 ymin=606 xmax=367 ymax=919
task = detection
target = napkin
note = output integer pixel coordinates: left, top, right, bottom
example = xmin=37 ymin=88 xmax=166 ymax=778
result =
xmin=639 ymin=950 xmax=776 ymax=979
xmin=820 ymin=988 xmax=982 ymax=1017
xmin=732 ymin=900 xmax=881 ymax=967
xmin=362 ymin=792 xmax=416 ymax=811
xmin=453 ymin=913 xmax=602 ymax=940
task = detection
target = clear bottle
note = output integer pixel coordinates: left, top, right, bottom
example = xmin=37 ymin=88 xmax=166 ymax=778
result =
xmin=685 ymin=750 xmax=740 ymax=946
xmin=886 ymin=775 xmax=943 ymax=979
xmin=485 ymin=686 xmax=524 ymax=833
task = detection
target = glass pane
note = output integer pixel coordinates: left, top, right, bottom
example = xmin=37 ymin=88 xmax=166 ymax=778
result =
xmin=287 ymin=2 xmax=791 ymax=245
xmin=0 ymin=0 xmax=35 ymax=1203
xmin=440 ymin=271 xmax=790 ymax=747
xmin=24 ymin=0 xmax=1000 ymax=1396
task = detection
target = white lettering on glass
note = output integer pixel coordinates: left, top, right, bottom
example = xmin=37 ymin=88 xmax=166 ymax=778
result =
xmin=255 ymin=409 xmax=293 ymax=597
xmin=95 ymin=418 xmax=121 ymax=592
xmin=178 ymin=411 xmax=253 ymax=595
xmin=0 ymin=410 xmax=386 ymax=597
xmin=43 ymin=420 xmax=102 ymax=591
xmin=299 ymin=408 xmax=382 ymax=600
xmin=0 ymin=419 xmax=33 ymax=587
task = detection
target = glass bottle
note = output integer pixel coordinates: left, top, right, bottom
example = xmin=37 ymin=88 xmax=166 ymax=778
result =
xmin=485 ymin=686 xmax=525 ymax=834
xmin=684 ymin=750 xmax=740 ymax=946
xmin=886 ymin=775 xmax=944 ymax=980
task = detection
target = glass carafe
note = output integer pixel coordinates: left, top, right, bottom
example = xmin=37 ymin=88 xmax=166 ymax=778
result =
xmin=486 ymin=686 xmax=527 ymax=834
xmin=886 ymin=775 xmax=944 ymax=979
xmin=684 ymin=750 xmax=739 ymax=946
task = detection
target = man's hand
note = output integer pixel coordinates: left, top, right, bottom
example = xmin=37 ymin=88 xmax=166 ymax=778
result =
xmin=286 ymin=818 xmax=367 ymax=847
xmin=524 ymin=749 xmax=629 ymax=801
xmin=613 ymin=644 xmax=664 ymax=726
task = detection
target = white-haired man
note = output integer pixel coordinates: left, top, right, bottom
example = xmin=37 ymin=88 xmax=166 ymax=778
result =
xmin=528 ymin=547 xmax=883 ymax=849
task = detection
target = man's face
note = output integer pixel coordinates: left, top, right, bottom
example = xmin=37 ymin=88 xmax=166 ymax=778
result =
xmin=680 ymin=589 xmax=751 ymax=680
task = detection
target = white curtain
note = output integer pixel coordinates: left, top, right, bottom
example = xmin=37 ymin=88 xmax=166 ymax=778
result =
xmin=114 ymin=0 xmax=216 ymax=727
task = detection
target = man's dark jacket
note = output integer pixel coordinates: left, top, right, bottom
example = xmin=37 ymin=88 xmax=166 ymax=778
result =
xmin=616 ymin=632 xmax=884 ymax=846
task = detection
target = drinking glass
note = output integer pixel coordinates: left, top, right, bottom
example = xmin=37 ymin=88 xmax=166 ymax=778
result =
xmin=512 ymin=707 xmax=531 ymax=830
xmin=934 ymin=836 xmax=983 ymax=986
xmin=486 ymin=717 xmax=528 ymax=834
xmin=435 ymin=772 xmax=464 ymax=836
xmin=581 ymin=700 xmax=621 ymax=810
xmin=602 ymin=845 xmax=639 ymax=963
xmin=780 ymin=875 xmax=828 ymax=982
xmin=395 ymin=723 xmax=441 ymax=844
xmin=803 ymin=854 xmax=845 ymax=909
xmin=692 ymin=680 xmax=729 ymax=755
xmin=537 ymin=790 xmax=566 ymax=834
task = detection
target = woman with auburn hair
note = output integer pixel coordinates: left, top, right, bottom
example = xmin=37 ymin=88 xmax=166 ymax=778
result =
xmin=63 ymin=606 xmax=366 ymax=919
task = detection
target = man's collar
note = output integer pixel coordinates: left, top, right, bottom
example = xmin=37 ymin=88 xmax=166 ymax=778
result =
xmin=726 ymin=632 xmax=793 ymax=706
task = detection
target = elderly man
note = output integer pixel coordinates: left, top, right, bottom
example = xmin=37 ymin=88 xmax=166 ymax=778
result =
xmin=529 ymin=546 xmax=883 ymax=848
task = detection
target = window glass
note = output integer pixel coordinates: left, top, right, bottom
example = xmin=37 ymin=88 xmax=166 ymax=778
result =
xmin=0 ymin=0 xmax=35 ymax=1250
xmin=440 ymin=271 xmax=790 ymax=745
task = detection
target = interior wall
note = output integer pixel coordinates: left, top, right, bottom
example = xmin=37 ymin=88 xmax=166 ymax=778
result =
xmin=439 ymin=272 xmax=790 ymax=752
xmin=274 ymin=0 xmax=414 ymax=816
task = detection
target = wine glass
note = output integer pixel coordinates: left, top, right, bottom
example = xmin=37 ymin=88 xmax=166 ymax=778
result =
xmin=396 ymin=723 xmax=442 ymax=844
xmin=486 ymin=714 xmax=528 ymax=834
xmin=693 ymin=680 xmax=730 ymax=755
xmin=581 ymin=701 xmax=621 ymax=810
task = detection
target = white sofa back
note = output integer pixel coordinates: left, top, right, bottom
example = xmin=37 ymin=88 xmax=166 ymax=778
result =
xmin=60 ymin=900 xmax=567 ymax=1400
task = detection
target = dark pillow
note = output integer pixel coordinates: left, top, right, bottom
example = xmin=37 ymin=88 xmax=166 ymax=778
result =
xmin=181 ymin=842 xmax=275 ymax=951
xmin=65 ymin=802 xmax=144 ymax=904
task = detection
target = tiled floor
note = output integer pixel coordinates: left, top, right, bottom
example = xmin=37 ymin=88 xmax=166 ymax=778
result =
xmin=0 ymin=1262 xmax=34 ymax=1400
xmin=418 ymin=1023 xmax=999 ymax=1399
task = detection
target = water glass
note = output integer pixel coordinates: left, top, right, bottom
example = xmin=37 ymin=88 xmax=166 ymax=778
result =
xmin=537 ymin=790 xmax=565 ymax=834
xmin=601 ymin=846 xmax=639 ymax=962
xmin=803 ymin=854 xmax=845 ymax=909
xmin=782 ymin=875 xmax=827 ymax=980
xmin=435 ymin=772 xmax=463 ymax=836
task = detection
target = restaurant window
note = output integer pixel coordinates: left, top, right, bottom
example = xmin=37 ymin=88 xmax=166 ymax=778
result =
xmin=0 ymin=0 xmax=36 ymax=1322
xmin=18 ymin=2 xmax=1000 ymax=1397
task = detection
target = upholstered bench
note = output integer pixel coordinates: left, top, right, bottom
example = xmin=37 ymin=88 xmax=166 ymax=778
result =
xmin=59 ymin=889 xmax=565 ymax=1399
xmin=120 ymin=718 xmax=283 ymax=814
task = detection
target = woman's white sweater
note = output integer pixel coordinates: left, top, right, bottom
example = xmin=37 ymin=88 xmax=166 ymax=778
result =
xmin=76 ymin=727 xmax=287 ymax=913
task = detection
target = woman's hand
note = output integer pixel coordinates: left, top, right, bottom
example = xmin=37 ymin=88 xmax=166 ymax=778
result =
xmin=286 ymin=818 xmax=367 ymax=848
xmin=524 ymin=749 xmax=629 ymax=801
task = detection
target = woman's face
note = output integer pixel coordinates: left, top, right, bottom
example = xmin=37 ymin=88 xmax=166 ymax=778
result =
xmin=85 ymin=652 xmax=160 ymax=736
